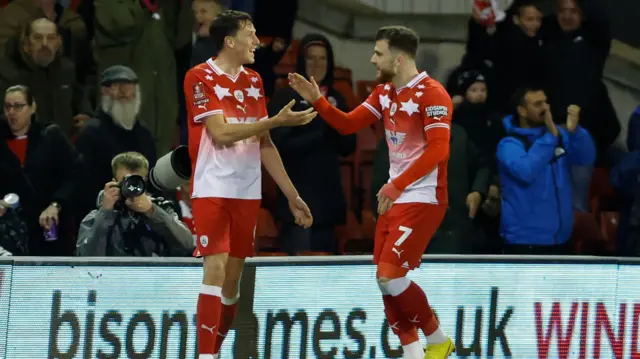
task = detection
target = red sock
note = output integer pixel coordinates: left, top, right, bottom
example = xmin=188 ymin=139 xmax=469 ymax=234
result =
xmin=213 ymin=299 xmax=239 ymax=354
xmin=197 ymin=284 xmax=222 ymax=355
xmin=383 ymin=295 xmax=419 ymax=345
xmin=390 ymin=281 xmax=439 ymax=336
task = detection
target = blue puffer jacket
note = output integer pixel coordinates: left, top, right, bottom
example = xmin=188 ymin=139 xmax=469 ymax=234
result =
xmin=497 ymin=115 xmax=596 ymax=245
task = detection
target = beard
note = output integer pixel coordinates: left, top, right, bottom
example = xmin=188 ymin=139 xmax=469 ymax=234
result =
xmin=32 ymin=47 xmax=55 ymax=67
xmin=376 ymin=67 xmax=395 ymax=83
xmin=101 ymin=87 xmax=141 ymax=130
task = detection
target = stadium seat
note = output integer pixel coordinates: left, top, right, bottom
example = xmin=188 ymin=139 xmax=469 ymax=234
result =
xmin=589 ymin=168 xmax=619 ymax=215
xmin=572 ymin=211 xmax=605 ymax=255
xmin=274 ymin=63 xmax=295 ymax=76
xmin=600 ymin=211 xmax=620 ymax=254
xmin=337 ymin=210 xmax=364 ymax=253
xmin=334 ymin=79 xmax=360 ymax=110
xmin=361 ymin=209 xmax=377 ymax=240
xmin=275 ymin=77 xmax=288 ymax=90
xmin=256 ymin=208 xmax=279 ymax=250
xmin=356 ymin=80 xmax=378 ymax=101
xmin=334 ymin=67 xmax=353 ymax=83
xmin=340 ymin=161 xmax=354 ymax=210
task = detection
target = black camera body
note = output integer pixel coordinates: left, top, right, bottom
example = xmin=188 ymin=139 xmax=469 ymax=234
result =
xmin=113 ymin=174 xmax=146 ymax=211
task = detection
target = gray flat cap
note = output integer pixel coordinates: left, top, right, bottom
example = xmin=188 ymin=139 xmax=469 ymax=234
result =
xmin=100 ymin=65 xmax=138 ymax=86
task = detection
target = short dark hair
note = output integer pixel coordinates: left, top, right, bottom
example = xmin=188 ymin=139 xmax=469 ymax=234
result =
xmin=209 ymin=10 xmax=253 ymax=51
xmin=515 ymin=0 xmax=540 ymax=16
xmin=375 ymin=26 xmax=419 ymax=58
xmin=512 ymin=85 xmax=544 ymax=111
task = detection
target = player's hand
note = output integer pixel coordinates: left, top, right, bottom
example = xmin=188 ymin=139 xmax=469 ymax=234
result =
xmin=288 ymin=196 xmax=313 ymax=228
xmin=466 ymin=191 xmax=482 ymax=219
xmin=377 ymin=183 xmax=402 ymax=216
xmin=566 ymin=104 xmax=581 ymax=133
xmin=543 ymin=104 xmax=559 ymax=137
xmin=288 ymin=73 xmax=322 ymax=103
xmin=102 ymin=182 xmax=121 ymax=211
xmin=126 ymin=194 xmax=154 ymax=215
xmin=274 ymin=99 xmax=317 ymax=127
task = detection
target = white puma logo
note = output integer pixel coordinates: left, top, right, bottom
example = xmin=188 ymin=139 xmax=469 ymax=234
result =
xmin=201 ymin=324 xmax=216 ymax=334
xmin=237 ymin=104 xmax=247 ymax=113
xmin=433 ymin=116 xmax=443 ymax=121
xmin=409 ymin=315 xmax=420 ymax=324
xmin=198 ymin=104 xmax=207 ymax=110
xmin=391 ymin=247 xmax=403 ymax=258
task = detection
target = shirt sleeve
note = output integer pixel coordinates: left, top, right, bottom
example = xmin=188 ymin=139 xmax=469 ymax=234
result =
xmin=183 ymin=69 xmax=223 ymax=123
xmin=312 ymin=85 xmax=382 ymax=135
xmin=362 ymin=85 xmax=384 ymax=120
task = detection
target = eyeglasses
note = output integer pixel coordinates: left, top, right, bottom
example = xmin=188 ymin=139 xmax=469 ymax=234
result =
xmin=3 ymin=103 xmax=28 ymax=111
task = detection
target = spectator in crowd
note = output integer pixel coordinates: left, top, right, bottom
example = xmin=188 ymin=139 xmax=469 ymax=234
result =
xmin=541 ymin=0 xmax=618 ymax=165
xmin=92 ymin=0 xmax=191 ymax=156
xmin=459 ymin=0 xmax=544 ymax=114
xmin=0 ymin=18 xmax=91 ymax=136
xmin=371 ymin=123 xmax=490 ymax=254
xmin=76 ymin=151 xmax=194 ymax=257
xmin=190 ymin=0 xmax=223 ymax=66
xmin=497 ymin=87 xmax=595 ymax=254
xmin=268 ymin=34 xmax=355 ymax=254
xmin=0 ymin=85 xmax=83 ymax=255
xmin=0 ymin=0 xmax=87 ymax=60
xmin=450 ymin=69 xmax=505 ymax=251
xmin=75 ymin=65 xmax=156 ymax=218
xmin=610 ymin=106 xmax=640 ymax=256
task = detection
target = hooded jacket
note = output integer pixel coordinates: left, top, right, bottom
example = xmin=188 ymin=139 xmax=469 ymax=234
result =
xmin=497 ymin=115 xmax=595 ymax=245
xmin=268 ymin=34 xmax=355 ymax=227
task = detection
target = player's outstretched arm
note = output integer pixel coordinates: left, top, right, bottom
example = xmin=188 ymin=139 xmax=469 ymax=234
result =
xmin=204 ymin=100 xmax=317 ymax=146
xmin=259 ymin=132 xmax=313 ymax=228
xmin=288 ymin=73 xmax=379 ymax=135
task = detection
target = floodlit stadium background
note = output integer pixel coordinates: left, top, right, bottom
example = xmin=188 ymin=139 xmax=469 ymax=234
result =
xmin=0 ymin=256 xmax=636 ymax=358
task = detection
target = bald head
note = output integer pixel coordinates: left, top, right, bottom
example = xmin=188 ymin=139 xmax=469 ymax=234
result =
xmin=24 ymin=17 xmax=60 ymax=67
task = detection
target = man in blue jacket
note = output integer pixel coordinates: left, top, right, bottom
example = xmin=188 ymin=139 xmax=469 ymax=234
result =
xmin=497 ymin=86 xmax=596 ymax=254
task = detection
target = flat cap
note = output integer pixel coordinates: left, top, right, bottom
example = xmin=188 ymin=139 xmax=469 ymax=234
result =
xmin=100 ymin=65 xmax=138 ymax=86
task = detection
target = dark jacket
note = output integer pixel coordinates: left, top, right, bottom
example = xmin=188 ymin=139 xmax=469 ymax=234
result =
xmin=610 ymin=106 xmax=640 ymax=255
xmin=269 ymin=34 xmax=356 ymax=227
xmin=0 ymin=119 xmax=83 ymax=255
xmin=75 ymin=110 xmax=157 ymax=218
xmin=0 ymin=37 xmax=91 ymax=136
xmin=497 ymin=115 xmax=596 ymax=246
xmin=540 ymin=0 xmax=618 ymax=159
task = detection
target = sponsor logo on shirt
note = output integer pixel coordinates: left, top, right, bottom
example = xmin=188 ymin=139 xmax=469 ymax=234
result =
xmin=426 ymin=105 xmax=448 ymax=120
xmin=385 ymin=129 xmax=406 ymax=147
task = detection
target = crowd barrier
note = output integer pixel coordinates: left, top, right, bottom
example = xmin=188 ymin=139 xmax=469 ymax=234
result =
xmin=0 ymin=255 xmax=638 ymax=359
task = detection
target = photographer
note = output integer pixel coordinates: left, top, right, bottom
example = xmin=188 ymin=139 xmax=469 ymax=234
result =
xmin=76 ymin=152 xmax=194 ymax=256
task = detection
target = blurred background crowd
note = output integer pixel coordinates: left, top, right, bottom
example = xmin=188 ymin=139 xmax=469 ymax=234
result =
xmin=0 ymin=0 xmax=637 ymax=258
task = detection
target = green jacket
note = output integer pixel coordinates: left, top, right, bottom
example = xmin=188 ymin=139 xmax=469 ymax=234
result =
xmin=0 ymin=37 xmax=91 ymax=135
xmin=93 ymin=0 xmax=192 ymax=155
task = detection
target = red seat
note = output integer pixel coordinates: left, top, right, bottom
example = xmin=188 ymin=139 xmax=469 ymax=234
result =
xmin=340 ymin=162 xmax=354 ymax=210
xmin=600 ymin=211 xmax=620 ymax=254
xmin=336 ymin=210 xmax=363 ymax=253
xmin=356 ymin=80 xmax=379 ymax=102
xmin=589 ymin=168 xmax=619 ymax=215
xmin=256 ymin=208 xmax=279 ymax=250
xmin=361 ymin=209 xmax=377 ymax=240
xmin=334 ymin=67 xmax=352 ymax=83
xmin=572 ymin=211 xmax=605 ymax=255
xmin=333 ymin=79 xmax=360 ymax=111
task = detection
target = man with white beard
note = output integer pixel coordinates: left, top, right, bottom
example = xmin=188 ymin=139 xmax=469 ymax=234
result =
xmin=75 ymin=65 xmax=157 ymax=219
